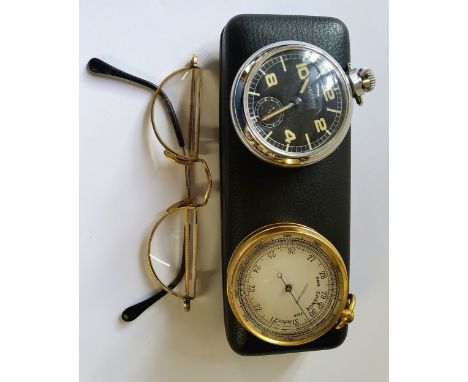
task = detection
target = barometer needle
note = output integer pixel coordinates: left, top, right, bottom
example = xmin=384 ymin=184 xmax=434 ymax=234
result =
xmin=277 ymin=273 xmax=312 ymax=324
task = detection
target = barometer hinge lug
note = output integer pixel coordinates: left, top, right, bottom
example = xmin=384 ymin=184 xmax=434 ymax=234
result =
xmin=335 ymin=294 xmax=356 ymax=329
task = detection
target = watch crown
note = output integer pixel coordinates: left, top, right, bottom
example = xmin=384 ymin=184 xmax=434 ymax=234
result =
xmin=346 ymin=64 xmax=376 ymax=105
xmin=358 ymin=67 xmax=376 ymax=92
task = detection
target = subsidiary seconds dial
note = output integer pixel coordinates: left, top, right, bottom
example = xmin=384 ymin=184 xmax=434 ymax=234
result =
xmin=231 ymin=41 xmax=376 ymax=167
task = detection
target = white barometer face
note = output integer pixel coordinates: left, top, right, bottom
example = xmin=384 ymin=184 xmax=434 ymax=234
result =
xmin=227 ymin=223 xmax=348 ymax=346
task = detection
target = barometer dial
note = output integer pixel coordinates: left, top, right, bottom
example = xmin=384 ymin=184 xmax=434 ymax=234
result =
xmin=227 ymin=223 xmax=352 ymax=346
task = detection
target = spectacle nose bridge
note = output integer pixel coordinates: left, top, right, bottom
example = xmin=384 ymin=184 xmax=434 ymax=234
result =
xmin=164 ymin=150 xmax=212 ymax=208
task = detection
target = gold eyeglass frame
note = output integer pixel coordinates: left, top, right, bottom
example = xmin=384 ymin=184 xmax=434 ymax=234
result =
xmin=146 ymin=55 xmax=212 ymax=312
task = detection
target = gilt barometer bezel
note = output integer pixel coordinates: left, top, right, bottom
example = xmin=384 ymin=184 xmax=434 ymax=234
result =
xmin=226 ymin=222 xmax=350 ymax=346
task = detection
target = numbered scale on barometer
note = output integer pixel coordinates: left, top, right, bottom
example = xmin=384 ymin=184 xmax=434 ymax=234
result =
xmin=231 ymin=41 xmax=375 ymax=167
xmin=226 ymin=223 xmax=355 ymax=346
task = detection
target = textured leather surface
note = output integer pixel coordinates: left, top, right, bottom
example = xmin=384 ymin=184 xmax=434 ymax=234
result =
xmin=219 ymin=14 xmax=351 ymax=355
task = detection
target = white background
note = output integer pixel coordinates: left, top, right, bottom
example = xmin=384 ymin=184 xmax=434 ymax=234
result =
xmin=80 ymin=1 xmax=388 ymax=381
xmin=5 ymin=1 xmax=468 ymax=382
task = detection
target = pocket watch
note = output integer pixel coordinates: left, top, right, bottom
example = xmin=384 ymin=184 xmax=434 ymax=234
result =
xmin=230 ymin=41 xmax=375 ymax=167
xmin=226 ymin=223 xmax=355 ymax=346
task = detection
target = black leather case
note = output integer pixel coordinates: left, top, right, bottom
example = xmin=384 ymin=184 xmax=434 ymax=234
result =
xmin=219 ymin=14 xmax=351 ymax=355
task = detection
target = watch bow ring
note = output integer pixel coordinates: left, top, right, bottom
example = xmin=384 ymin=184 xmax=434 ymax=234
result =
xmin=230 ymin=41 xmax=375 ymax=167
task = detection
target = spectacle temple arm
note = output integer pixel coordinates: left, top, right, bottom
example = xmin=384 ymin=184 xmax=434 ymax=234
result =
xmin=121 ymin=254 xmax=186 ymax=322
xmin=88 ymin=57 xmax=157 ymax=91
xmin=121 ymin=289 xmax=167 ymax=322
xmin=87 ymin=57 xmax=185 ymax=148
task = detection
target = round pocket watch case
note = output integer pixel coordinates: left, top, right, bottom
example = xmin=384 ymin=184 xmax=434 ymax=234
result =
xmin=230 ymin=40 xmax=375 ymax=167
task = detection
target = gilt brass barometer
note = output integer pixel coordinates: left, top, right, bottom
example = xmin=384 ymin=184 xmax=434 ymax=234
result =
xmin=226 ymin=223 xmax=355 ymax=346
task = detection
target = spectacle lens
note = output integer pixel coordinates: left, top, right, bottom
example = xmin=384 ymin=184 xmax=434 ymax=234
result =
xmin=151 ymin=67 xmax=201 ymax=160
xmin=147 ymin=207 xmax=198 ymax=309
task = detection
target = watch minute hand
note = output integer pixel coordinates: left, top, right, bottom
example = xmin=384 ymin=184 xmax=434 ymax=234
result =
xmin=299 ymin=75 xmax=310 ymax=94
xmin=260 ymin=102 xmax=294 ymax=122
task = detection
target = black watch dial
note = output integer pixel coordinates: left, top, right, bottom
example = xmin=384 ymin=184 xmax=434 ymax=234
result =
xmin=244 ymin=48 xmax=350 ymax=156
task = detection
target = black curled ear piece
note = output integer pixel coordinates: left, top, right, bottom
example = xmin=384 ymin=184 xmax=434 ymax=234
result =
xmin=121 ymin=243 xmax=186 ymax=322
xmin=121 ymin=290 xmax=167 ymax=322
xmin=87 ymin=57 xmax=184 ymax=148
xmin=88 ymin=58 xmax=157 ymax=91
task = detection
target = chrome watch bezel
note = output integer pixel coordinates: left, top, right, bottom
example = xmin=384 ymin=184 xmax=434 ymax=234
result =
xmin=230 ymin=41 xmax=353 ymax=167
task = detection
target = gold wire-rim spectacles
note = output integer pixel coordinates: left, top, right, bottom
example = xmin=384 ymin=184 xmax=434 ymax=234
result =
xmin=88 ymin=54 xmax=212 ymax=317
xmin=146 ymin=56 xmax=212 ymax=311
